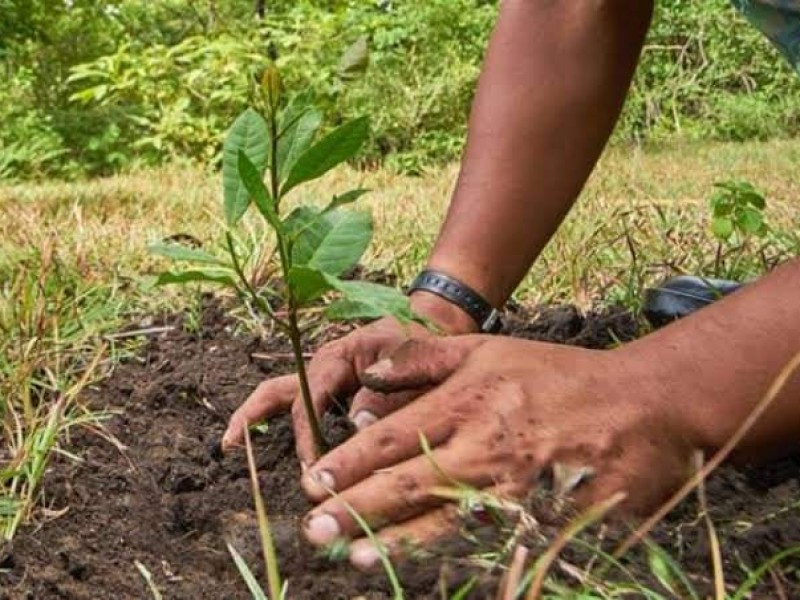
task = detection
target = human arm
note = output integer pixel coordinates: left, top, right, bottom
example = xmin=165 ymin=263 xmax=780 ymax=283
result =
xmin=422 ymin=0 xmax=653 ymax=306
xmin=299 ymin=259 xmax=800 ymax=569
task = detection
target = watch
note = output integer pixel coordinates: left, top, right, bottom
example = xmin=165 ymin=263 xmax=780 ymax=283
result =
xmin=408 ymin=269 xmax=503 ymax=333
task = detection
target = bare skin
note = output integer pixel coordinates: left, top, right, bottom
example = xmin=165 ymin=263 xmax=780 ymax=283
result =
xmin=222 ymin=0 xmax=800 ymax=570
xmin=300 ymin=260 xmax=800 ymax=568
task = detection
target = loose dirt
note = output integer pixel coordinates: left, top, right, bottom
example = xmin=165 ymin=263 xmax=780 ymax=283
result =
xmin=2 ymin=300 xmax=798 ymax=599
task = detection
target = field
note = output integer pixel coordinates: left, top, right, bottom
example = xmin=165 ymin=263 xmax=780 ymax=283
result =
xmin=2 ymin=138 xmax=800 ymax=598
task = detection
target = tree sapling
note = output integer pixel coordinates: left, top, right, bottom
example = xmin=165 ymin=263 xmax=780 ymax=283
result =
xmin=150 ymin=64 xmax=416 ymax=455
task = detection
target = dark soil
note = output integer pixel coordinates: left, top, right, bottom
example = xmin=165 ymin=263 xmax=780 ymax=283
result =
xmin=2 ymin=300 xmax=799 ymax=599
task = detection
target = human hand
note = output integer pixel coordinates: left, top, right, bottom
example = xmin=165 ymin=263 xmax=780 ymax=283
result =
xmin=299 ymin=335 xmax=701 ymax=569
xmin=221 ymin=291 xmax=478 ymax=464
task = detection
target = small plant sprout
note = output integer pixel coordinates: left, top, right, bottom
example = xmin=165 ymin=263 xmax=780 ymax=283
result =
xmin=709 ymin=180 xmax=768 ymax=241
xmin=149 ymin=63 xmax=416 ymax=454
xmin=708 ymin=180 xmax=769 ymax=278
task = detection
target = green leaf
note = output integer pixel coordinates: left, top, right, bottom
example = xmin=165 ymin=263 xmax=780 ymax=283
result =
xmin=156 ymin=270 xmax=237 ymax=287
xmin=237 ymin=151 xmax=282 ymax=234
xmin=277 ymin=107 xmax=323 ymax=181
xmin=338 ymin=36 xmax=369 ymax=80
xmin=223 ymin=109 xmax=270 ymax=226
xmin=742 ymin=190 xmax=766 ymax=210
xmin=283 ymin=206 xmax=321 ymax=240
xmin=292 ymin=209 xmax=373 ymax=276
xmin=227 ymin=543 xmax=269 ymax=600
xmin=287 ymin=265 xmax=333 ymax=304
xmin=324 ymin=277 xmax=414 ymax=323
xmin=0 ymin=496 xmax=21 ymax=517
xmin=738 ymin=207 xmax=765 ymax=235
xmin=148 ymin=243 xmax=229 ymax=267
xmin=645 ymin=540 xmax=699 ymax=599
xmin=324 ymin=188 xmax=370 ymax=213
xmin=711 ymin=217 xmax=734 ymax=240
xmin=647 ymin=546 xmax=677 ymax=596
xmin=281 ymin=117 xmax=370 ymax=197
xmin=709 ymin=193 xmax=731 ymax=217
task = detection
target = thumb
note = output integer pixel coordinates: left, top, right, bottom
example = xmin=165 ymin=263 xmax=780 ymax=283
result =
xmin=360 ymin=335 xmax=485 ymax=392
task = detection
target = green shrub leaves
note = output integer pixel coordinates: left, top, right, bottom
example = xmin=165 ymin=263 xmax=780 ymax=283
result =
xmin=289 ymin=208 xmax=372 ymax=276
xmin=223 ymin=109 xmax=270 ymax=225
xmin=281 ymin=117 xmax=369 ymax=197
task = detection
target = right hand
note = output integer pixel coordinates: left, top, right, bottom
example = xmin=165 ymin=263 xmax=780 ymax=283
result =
xmin=221 ymin=292 xmax=478 ymax=465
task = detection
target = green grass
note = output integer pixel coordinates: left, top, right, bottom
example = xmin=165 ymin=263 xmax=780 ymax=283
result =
xmin=0 ymin=138 xmax=799 ymax=594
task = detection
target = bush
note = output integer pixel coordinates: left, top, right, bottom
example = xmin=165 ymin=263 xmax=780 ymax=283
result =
xmin=2 ymin=0 xmax=800 ymax=179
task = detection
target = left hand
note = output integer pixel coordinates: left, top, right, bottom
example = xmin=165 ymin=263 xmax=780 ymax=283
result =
xmin=297 ymin=335 xmax=701 ymax=569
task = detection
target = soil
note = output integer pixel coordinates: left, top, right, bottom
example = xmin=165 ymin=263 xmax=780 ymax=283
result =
xmin=2 ymin=299 xmax=799 ymax=599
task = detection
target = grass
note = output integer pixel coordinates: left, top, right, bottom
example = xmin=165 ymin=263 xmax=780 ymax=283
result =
xmin=1 ymin=137 xmax=799 ymax=594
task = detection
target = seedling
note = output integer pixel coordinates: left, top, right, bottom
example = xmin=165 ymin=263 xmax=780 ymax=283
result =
xmin=708 ymin=180 xmax=769 ymax=278
xmin=150 ymin=64 xmax=416 ymax=454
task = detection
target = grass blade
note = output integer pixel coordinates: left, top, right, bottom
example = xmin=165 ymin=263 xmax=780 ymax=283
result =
xmin=134 ymin=560 xmax=164 ymax=600
xmin=243 ymin=426 xmax=283 ymax=600
xmin=732 ymin=546 xmax=800 ymax=600
xmin=695 ymin=451 xmax=725 ymax=600
xmin=227 ymin=542 xmax=269 ymax=600
xmin=526 ymin=492 xmax=626 ymax=599
xmin=317 ymin=482 xmax=404 ymax=599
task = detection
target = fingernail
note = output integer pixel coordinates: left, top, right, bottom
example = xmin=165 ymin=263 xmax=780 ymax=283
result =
xmin=364 ymin=358 xmax=392 ymax=380
xmin=314 ymin=469 xmax=336 ymax=491
xmin=351 ymin=410 xmax=378 ymax=430
xmin=350 ymin=541 xmax=381 ymax=570
xmin=304 ymin=513 xmax=341 ymax=546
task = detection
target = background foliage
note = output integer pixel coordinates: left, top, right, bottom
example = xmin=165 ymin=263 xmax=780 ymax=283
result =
xmin=2 ymin=0 xmax=799 ymax=180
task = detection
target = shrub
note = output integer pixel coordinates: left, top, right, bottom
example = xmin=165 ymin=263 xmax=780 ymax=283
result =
xmin=3 ymin=0 xmax=800 ymax=179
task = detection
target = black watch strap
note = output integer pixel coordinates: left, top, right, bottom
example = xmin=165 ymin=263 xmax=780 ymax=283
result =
xmin=408 ymin=270 xmax=503 ymax=333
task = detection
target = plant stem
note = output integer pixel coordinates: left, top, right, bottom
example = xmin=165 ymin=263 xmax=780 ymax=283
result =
xmin=287 ymin=306 xmax=327 ymax=455
xmin=225 ymin=232 xmax=288 ymax=334
xmin=264 ymin=91 xmax=327 ymax=454
xmin=243 ymin=426 xmax=283 ymax=600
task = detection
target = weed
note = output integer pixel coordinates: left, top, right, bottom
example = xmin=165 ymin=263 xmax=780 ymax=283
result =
xmin=227 ymin=542 xmax=271 ymax=600
xmin=0 ymin=242 xmax=124 ymax=539
xmin=135 ymin=560 xmax=164 ymax=600
xmin=709 ymin=180 xmax=769 ymax=278
xmin=242 ymin=426 xmax=283 ymax=600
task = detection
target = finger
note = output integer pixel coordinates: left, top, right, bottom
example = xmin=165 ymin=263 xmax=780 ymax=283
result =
xmin=348 ymin=481 xmax=527 ymax=571
xmin=291 ymin=341 xmax=368 ymax=465
xmin=301 ymin=381 xmax=475 ymax=501
xmin=222 ymin=374 xmax=297 ymax=451
xmin=302 ymin=441 xmax=496 ymax=545
xmin=348 ymin=505 xmax=460 ymax=570
xmin=348 ymin=388 xmax=429 ymax=430
xmin=361 ymin=336 xmax=486 ymax=393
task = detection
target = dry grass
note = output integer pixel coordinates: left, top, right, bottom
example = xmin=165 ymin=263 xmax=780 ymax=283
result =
xmin=0 ymin=138 xmax=798 ymax=537
xmin=2 ymin=138 xmax=797 ymax=309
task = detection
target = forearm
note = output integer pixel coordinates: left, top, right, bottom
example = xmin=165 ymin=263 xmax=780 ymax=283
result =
xmin=423 ymin=0 xmax=653 ymax=309
xmin=632 ymin=259 xmax=800 ymax=462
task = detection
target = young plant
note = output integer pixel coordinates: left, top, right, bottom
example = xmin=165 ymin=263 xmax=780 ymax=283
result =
xmin=149 ymin=64 xmax=415 ymax=454
xmin=708 ymin=180 xmax=769 ymax=278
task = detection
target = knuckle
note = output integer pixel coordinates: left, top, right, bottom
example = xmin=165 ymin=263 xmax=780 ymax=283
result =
xmin=254 ymin=380 xmax=273 ymax=397
xmin=393 ymin=473 xmax=425 ymax=508
xmin=313 ymin=342 xmax=345 ymax=363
